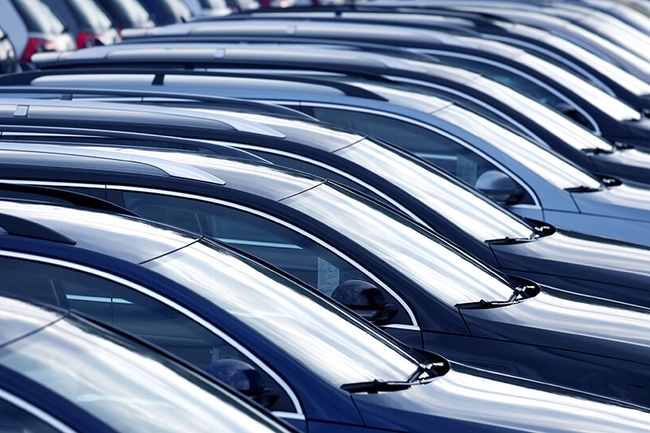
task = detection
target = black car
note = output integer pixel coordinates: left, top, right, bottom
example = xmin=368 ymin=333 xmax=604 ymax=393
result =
xmin=4 ymin=97 xmax=650 ymax=309
xmin=4 ymin=144 xmax=650 ymax=409
xmin=26 ymin=41 xmax=650 ymax=185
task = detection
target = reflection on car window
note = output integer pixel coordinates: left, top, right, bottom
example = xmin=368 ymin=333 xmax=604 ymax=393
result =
xmin=0 ymin=395 xmax=59 ymax=433
xmin=121 ymin=191 xmax=381 ymax=297
xmin=0 ymin=256 xmax=294 ymax=413
xmin=12 ymin=0 xmax=66 ymax=33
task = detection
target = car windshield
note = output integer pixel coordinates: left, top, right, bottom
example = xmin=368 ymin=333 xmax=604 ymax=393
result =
xmin=143 ymin=238 xmax=421 ymax=386
xmin=337 ymin=137 xmax=536 ymax=242
xmin=283 ymin=183 xmax=515 ymax=305
xmin=406 ymin=59 xmax=619 ymax=153
xmin=435 ymin=104 xmax=603 ymax=190
xmin=496 ymin=19 xmax=650 ymax=96
xmin=68 ymin=0 xmax=114 ymax=30
xmin=459 ymin=37 xmax=641 ymax=121
xmin=0 ymin=298 xmax=292 ymax=433
xmin=345 ymin=79 xmax=602 ymax=191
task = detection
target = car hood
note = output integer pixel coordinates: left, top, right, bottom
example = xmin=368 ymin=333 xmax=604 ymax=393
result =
xmin=489 ymin=229 xmax=650 ymax=306
xmin=459 ymin=288 xmax=650 ymax=362
xmin=569 ymin=182 xmax=650 ymax=222
xmin=351 ymin=364 xmax=650 ymax=432
xmin=586 ymin=147 xmax=650 ymax=184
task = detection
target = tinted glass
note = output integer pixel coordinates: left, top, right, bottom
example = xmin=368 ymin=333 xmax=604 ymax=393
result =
xmin=67 ymin=0 xmax=113 ymax=30
xmin=0 ymin=297 xmax=294 ymax=433
xmin=0 ymin=256 xmax=294 ymax=413
xmin=0 ymin=394 xmax=59 ymax=433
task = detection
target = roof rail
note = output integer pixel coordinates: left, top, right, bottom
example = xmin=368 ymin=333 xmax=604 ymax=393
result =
xmin=0 ymin=182 xmax=137 ymax=217
xmin=0 ymin=143 xmax=227 ymax=185
xmin=0 ymin=68 xmax=390 ymax=102
xmin=0 ymin=82 xmax=315 ymax=120
xmin=0 ymin=124 xmax=266 ymax=162
xmin=0 ymin=98 xmax=286 ymax=139
xmin=0 ymin=212 xmax=76 ymax=245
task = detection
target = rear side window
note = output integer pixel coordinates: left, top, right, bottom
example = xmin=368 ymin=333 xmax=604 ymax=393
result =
xmin=0 ymin=256 xmax=295 ymax=413
xmin=12 ymin=0 xmax=65 ymax=33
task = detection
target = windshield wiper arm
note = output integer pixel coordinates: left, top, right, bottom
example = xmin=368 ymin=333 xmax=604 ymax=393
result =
xmin=486 ymin=235 xmax=536 ymax=245
xmin=582 ymin=147 xmax=613 ymax=155
xmin=341 ymin=379 xmax=412 ymax=394
xmin=565 ymin=185 xmax=601 ymax=193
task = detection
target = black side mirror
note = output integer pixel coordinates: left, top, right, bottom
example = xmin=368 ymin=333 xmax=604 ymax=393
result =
xmin=332 ymin=279 xmax=398 ymax=325
xmin=206 ymin=357 xmax=278 ymax=408
xmin=475 ymin=170 xmax=525 ymax=205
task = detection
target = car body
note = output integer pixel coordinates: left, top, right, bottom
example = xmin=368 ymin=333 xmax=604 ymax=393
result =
xmin=4 ymin=79 xmax=650 ymax=248
xmin=94 ymin=0 xmax=156 ymax=35
xmin=27 ymin=41 xmax=650 ymax=183
xmin=138 ymin=0 xmax=193 ymax=25
xmin=5 ymin=193 xmax=650 ymax=430
xmin=5 ymin=144 xmax=650 ymax=409
xmin=220 ymin=5 xmax=650 ymax=108
xmin=5 ymin=91 xmax=649 ymax=305
xmin=40 ymin=0 xmax=121 ymax=48
xmin=0 ymin=0 xmax=74 ymax=64
xmin=120 ymin=16 xmax=650 ymax=151
xmin=0 ymin=293 xmax=300 ymax=433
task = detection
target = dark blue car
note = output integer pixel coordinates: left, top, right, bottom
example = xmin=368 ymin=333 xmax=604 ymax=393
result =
xmin=4 ymin=146 xmax=650 ymax=410
xmin=0 ymin=293 xmax=299 ymax=433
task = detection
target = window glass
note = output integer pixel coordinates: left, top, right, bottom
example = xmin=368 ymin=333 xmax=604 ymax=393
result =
xmin=0 ymin=298 xmax=293 ymax=433
xmin=0 ymin=257 xmax=293 ymax=412
xmin=67 ymin=0 xmax=113 ymax=30
xmin=309 ymin=106 xmax=534 ymax=204
xmin=120 ymin=191 xmax=411 ymax=325
xmin=0 ymin=395 xmax=59 ymax=433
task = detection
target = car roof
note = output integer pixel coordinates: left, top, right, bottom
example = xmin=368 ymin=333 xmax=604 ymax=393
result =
xmin=0 ymin=141 xmax=326 ymax=201
xmin=0 ymin=196 xmax=200 ymax=263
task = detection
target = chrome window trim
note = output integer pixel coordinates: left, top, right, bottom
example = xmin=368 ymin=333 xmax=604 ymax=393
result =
xmin=0 ymin=387 xmax=77 ymax=433
xmin=107 ymin=185 xmax=420 ymax=330
xmin=0 ymin=250 xmax=304 ymax=418
xmin=202 ymin=139 xmax=428 ymax=227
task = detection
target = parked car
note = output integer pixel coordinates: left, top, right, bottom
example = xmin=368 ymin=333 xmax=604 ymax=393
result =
xmin=217 ymin=5 xmax=650 ymax=109
xmin=40 ymin=0 xmax=121 ymax=48
xmin=0 ymin=293 xmax=300 ymax=433
xmin=138 ymin=0 xmax=193 ymax=25
xmin=6 ymin=192 xmax=650 ymax=430
xmin=0 ymin=0 xmax=74 ymax=64
xmin=94 ymin=0 xmax=156 ymax=35
xmin=7 ymin=94 xmax=650 ymax=308
xmin=5 ymin=144 xmax=650 ymax=409
xmin=26 ymin=41 xmax=650 ymax=184
xmin=4 ymin=81 xmax=650 ymax=247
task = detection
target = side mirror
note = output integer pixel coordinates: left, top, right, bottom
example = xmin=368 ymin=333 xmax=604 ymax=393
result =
xmin=206 ymin=357 xmax=278 ymax=408
xmin=332 ymin=279 xmax=398 ymax=325
xmin=475 ymin=170 xmax=525 ymax=205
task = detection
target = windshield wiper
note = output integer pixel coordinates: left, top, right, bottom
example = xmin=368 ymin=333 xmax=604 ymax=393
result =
xmin=341 ymin=360 xmax=446 ymax=394
xmin=457 ymin=278 xmax=541 ymax=310
xmin=565 ymin=185 xmax=601 ymax=193
xmin=341 ymin=379 xmax=412 ymax=394
xmin=486 ymin=235 xmax=536 ymax=245
xmin=582 ymin=147 xmax=614 ymax=155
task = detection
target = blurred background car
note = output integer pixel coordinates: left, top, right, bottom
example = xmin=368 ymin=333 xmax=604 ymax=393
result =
xmin=94 ymin=0 xmax=156 ymax=36
xmin=138 ymin=0 xmax=194 ymax=25
xmin=0 ymin=0 xmax=74 ymax=64
xmin=40 ymin=0 xmax=121 ymax=48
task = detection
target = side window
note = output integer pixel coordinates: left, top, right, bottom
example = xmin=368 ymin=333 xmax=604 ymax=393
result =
xmin=309 ymin=108 xmax=534 ymax=205
xmin=120 ymin=191 xmax=411 ymax=325
xmin=0 ymin=396 xmax=59 ymax=433
xmin=0 ymin=256 xmax=294 ymax=412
